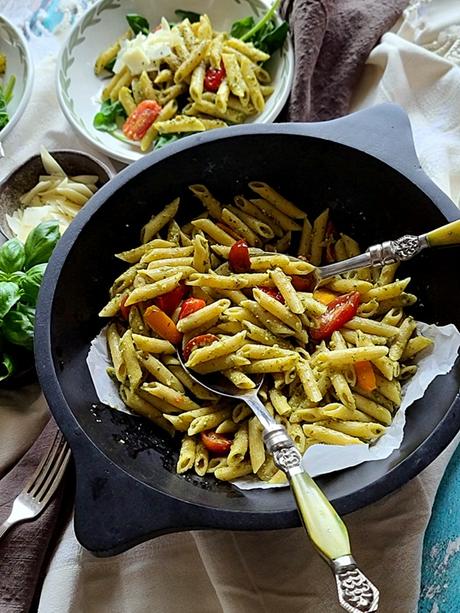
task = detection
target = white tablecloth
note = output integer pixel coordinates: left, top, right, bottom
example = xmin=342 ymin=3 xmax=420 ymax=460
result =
xmin=0 ymin=1 xmax=459 ymax=612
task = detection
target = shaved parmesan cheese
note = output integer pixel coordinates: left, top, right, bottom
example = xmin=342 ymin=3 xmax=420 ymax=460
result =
xmin=113 ymin=19 xmax=179 ymax=75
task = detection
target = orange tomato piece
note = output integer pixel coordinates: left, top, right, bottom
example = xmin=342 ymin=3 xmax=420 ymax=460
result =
xmin=313 ymin=289 xmax=338 ymax=305
xmin=355 ymin=360 xmax=377 ymax=392
xmin=144 ymin=305 xmax=182 ymax=344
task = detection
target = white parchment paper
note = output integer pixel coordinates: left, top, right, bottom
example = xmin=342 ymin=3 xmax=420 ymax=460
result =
xmin=87 ymin=322 xmax=460 ymax=487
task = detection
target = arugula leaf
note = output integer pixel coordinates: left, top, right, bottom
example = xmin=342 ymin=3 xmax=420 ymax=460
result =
xmin=3 ymin=303 xmax=35 ymax=349
xmin=230 ymin=0 xmax=289 ymax=54
xmin=154 ymin=133 xmax=181 ymax=149
xmin=230 ymin=16 xmax=255 ymax=39
xmin=19 ymin=263 xmax=47 ymax=306
xmin=93 ymin=99 xmax=127 ymax=133
xmin=0 ymin=353 xmax=14 ymax=382
xmin=174 ymin=9 xmax=201 ymax=23
xmin=126 ymin=14 xmax=150 ymax=35
xmin=255 ymin=22 xmax=289 ymax=54
xmin=24 ymin=221 xmax=60 ymax=269
xmin=0 ymin=282 xmax=22 ymax=319
xmin=0 ymin=238 xmax=25 ymax=273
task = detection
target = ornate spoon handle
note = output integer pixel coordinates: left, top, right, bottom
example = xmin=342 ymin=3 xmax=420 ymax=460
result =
xmin=319 ymin=219 xmax=460 ymax=282
xmin=263 ymin=426 xmax=380 ymax=612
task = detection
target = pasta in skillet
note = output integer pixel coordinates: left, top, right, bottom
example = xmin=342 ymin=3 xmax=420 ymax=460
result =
xmin=100 ymin=182 xmax=433 ymax=483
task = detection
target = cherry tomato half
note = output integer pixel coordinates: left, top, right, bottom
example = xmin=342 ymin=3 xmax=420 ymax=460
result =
xmin=154 ymin=283 xmax=187 ymax=316
xmin=204 ymin=62 xmax=226 ymax=93
xmin=200 ymin=431 xmax=232 ymax=454
xmin=123 ymin=100 xmax=162 ymax=141
xmin=310 ymin=291 xmax=361 ymax=341
xmin=258 ymin=286 xmax=285 ymax=304
xmin=229 ymin=239 xmax=251 ymax=273
xmin=183 ymin=333 xmax=219 ymax=362
xmin=178 ymin=297 xmax=206 ymax=320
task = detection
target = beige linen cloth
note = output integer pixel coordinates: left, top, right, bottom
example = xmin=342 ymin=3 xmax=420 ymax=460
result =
xmin=1 ymin=1 xmax=460 ymax=612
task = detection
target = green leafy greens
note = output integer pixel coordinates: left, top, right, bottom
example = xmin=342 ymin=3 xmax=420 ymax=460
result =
xmin=174 ymin=9 xmax=201 ymax=24
xmin=93 ymin=99 xmax=127 ymax=133
xmin=0 ymin=221 xmax=60 ymax=382
xmin=230 ymin=0 xmax=288 ymax=54
xmin=126 ymin=14 xmax=150 ymax=35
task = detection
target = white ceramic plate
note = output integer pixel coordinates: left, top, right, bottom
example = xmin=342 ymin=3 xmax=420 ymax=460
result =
xmin=0 ymin=15 xmax=34 ymax=143
xmin=56 ymin=0 xmax=294 ymax=164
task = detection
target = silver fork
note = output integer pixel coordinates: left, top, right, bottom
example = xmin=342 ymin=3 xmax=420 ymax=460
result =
xmin=0 ymin=429 xmax=71 ymax=540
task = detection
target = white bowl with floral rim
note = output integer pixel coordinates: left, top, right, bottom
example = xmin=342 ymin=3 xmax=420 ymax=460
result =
xmin=0 ymin=15 xmax=34 ymax=144
xmin=56 ymin=0 xmax=294 ymax=164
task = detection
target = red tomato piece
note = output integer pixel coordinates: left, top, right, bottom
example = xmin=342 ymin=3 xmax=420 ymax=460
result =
xmin=291 ymin=274 xmax=314 ymax=292
xmin=310 ymin=291 xmax=361 ymax=341
xmin=258 ymin=286 xmax=285 ymax=304
xmin=200 ymin=431 xmax=232 ymax=454
xmin=183 ymin=333 xmax=219 ymax=361
xmin=204 ymin=62 xmax=226 ymax=93
xmin=228 ymin=239 xmax=251 ymax=273
xmin=120 ymin=294 xmax=131 ymax=320
xmin=178 ymin=297 xmax=206 ymax=320
xmin=154 ymin=283 xmax=187 ymax=315
xmin=122 ymin=100 xmax=162 ymax=141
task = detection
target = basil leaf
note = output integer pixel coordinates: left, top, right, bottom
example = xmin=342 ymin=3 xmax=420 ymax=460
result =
xmin=126 ymin=14 xmax=150 ymax=35
xmin=0 ymin=352 xmax=14 ymax=382
xmin=2 ymin=303 xmax=35 ymax=350
xmin=0 ymin=238 xmax=25 ymax=273
xmin=19 ymin=263 xmax=47 ymax=306
xmin=230 ymin=16 xmax=255 ymax=39
xmin=93 ymin=99 xmax=127 ymax=133
xmin=0 ymin=281 xmax=22 ymax=318
xmin=174 ymin=10 xmax=201 ymax=23
xmin=256 ymin=22 xmax=289 ymax=54
xmin=23 ymin=221 xmax=60 ymax=269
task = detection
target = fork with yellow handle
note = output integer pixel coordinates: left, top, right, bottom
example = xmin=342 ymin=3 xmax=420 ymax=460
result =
xmin=177 ymin=354 xmax=379 ymax=613
xmin=253 ymin=218 xmax=460 ymax=288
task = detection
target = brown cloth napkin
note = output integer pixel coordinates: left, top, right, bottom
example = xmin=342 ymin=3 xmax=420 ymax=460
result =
xmin=0 ymin=419 xmax=70 ymax=613
xmin=280 ymin=0 xmax=408 ymax=121
xmin=0 ymin=1 xmax=409 ymax=610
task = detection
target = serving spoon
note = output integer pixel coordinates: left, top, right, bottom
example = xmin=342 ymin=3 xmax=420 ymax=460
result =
xmin=177 ymin=354 xmax=379 ymax=613
xmin=252 ymin=218 xmax=460 ymax=288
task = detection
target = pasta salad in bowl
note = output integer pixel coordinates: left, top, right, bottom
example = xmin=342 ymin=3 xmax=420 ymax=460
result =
xmin=0 ymin=15 xmax=33 ymax=143
xmin=56 ymin=0 xmax=294 ymax=163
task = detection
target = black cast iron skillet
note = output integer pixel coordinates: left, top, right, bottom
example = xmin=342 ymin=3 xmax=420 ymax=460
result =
xmin=35 ymin=104 xmax=460 ymax=556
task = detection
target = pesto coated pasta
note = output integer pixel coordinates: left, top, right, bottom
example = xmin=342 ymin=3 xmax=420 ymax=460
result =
xmin=100 ymin=182 xmax=433 ymax=482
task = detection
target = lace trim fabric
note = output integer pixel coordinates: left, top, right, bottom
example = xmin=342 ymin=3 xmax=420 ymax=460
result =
xmin=406 ymin=0 xmax=460 ymax=65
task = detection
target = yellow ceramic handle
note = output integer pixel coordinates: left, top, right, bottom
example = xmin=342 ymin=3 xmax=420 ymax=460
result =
xmin=290 ymin=472 xmax=351 ymax=561
xmin=425 ymin=219 xmax=460 ymax=248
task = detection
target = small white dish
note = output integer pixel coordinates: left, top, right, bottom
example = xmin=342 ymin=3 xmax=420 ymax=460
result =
xmin=0 ymin=15 xmax=34 ymax=143
xmin=56 ymin=0 xmax=294 ymax=164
